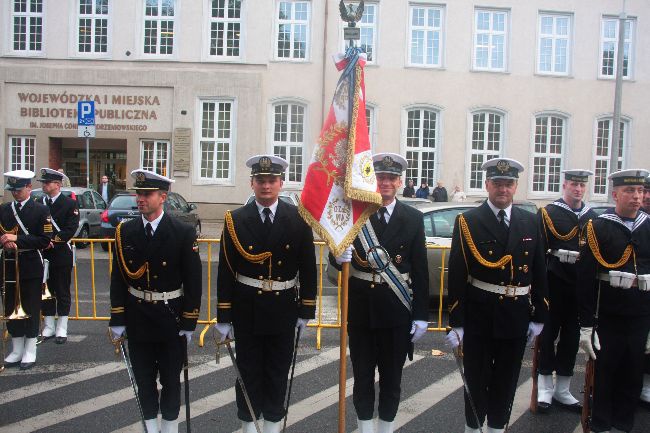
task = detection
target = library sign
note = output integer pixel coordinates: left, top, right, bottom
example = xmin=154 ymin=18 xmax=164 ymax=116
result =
xmin=7 ymin=84 xmax=173 ymax=133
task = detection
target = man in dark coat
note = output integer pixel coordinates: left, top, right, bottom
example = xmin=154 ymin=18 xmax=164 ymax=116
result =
xmin=642 ymin=175 xmax=650 ymax=407
xmin=215 ymin=155 xmax=317 ymax=433
xmin=38 ymin=168 xmax=80 ymax=344
xmin=402 ymin=179 xmax=415 ymax=198
xmin=535 ymin=169 xmax=598 ymax=413
xmin=96 ymin=175 xmax=115 ymax=203
xmin=1 ymin=170 xmax=52 ymax=370
xmin=109 ymin=169 xmax=202 ymax=433
xmin=446 ymin=158 xmax=548 ymax=433
xmin=432 ymin=181 xmax=448 ymax=202
xmin=332 ymin=152 xmax=429 ymax=433
xmin=577 ymin=169 xmax=650 ymax=433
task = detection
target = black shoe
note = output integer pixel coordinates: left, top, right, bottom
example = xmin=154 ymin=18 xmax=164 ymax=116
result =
xmin=536 ymin=401 xmax=551 ymax=414
xmin=552 ymin=397 xmax=583 ymax=413
xmin=19 ymin=362 xmax=35 ymax=370
xmin=37 ymin=335 xmax=54 ymax=344
xmin=55 ymin=336 xmax=67 ymax=344
xmin=4 ymin=360 xmax=20 ymax=368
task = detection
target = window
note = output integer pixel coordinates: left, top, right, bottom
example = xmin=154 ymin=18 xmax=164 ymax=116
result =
xmin=11 ymin=0 xmax=44 ymax=53
xmin=408 ymin=5 xmax=443 ymax=67
xmin=537 ymin=14 xmax=570 ymax=75
xmin=473 ymin=9 xmax=508 ymax=72
xmin=91 ymin=191 xmax=107 ymax=209
xmin=140 ymin=140 xmax=169 ymax=176
xmin=77 ymin=0 xmax=109 ymax=54
xmin=469 ymin=111 xmax=503 ymax=190
xmin=143 ymin=0 xmax=175 ymax=56
xmin=273 ymin=102 xmax=305 ymax=183
xmin=405 ymin=108 xmax=438 ymax=188
xmin=600 ymin=17 xmax=635 ymax=79
xmin=199 ymin=100 xmax=234 ymax=182
xmin=209 ymin=0 xmax=242 ymax=58
xmin=593 ymin=118 xmax=628 ymax=196
xmin=365 ymin=105 xmax=376 ymax=150
xmin=340 ymin=2 xmax=377 ymax=62
xmin=276 ymin=1 xmax=310 ymax=61
xmin=532 ymin=115 xmax=565 ymax=194
xmin=8 ymin=136 xmax=35 ymax=171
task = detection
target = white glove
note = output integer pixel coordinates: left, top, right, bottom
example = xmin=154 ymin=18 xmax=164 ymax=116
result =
xmin=110 ymin=326 xmax=125 ymax=340
xmin=215 ymin=323 xmax=233 ymax=343
xmin=579 ymin=327 xmax=601 ymax=360
xmin=526 ymin=322 xmax=544 ymax=347
xmin=645 ymin=331 xmax=650 ymax=355
xmin=445 ymin=327 xmax=464 ymax=349
xmin=296 ymin=318 xmax=309 ymax=333
xmin=410 ymin=320 xmax=428 ymax=343
xmin=179 ymin=330 xmax=193 ymax=344
xmin=335 ymin=246 xmax=353 ymax=265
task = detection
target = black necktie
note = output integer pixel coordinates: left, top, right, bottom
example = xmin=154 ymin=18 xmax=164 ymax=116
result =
xmin=498 ymin=209 xmax=509 ymax=233
xmin=263 ymin=208 xmax=273 ymax=231
xmin=378 ymin=207 xmax=388 ymax=227
xmin=145 ymin=223 xmax=153 ymax=239
xmin=47 ymin=198 xmax=53 ymax=207
xmin=15 ymin=202 xmax=21 ymax=211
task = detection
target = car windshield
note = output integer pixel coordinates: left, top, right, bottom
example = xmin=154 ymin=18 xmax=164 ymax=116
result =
xmin=110 ymin=195 xmax=137 ymax=209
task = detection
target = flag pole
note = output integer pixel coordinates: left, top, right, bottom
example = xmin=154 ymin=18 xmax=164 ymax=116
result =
xmin=338 ymin=261 xmax=350 ymax=433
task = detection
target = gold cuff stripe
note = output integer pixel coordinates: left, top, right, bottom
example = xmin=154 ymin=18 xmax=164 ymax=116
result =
xmin=111 ymin=307 xmax=125 ymax=313
xmin=302 ymin=300 xmax=316 ymax=306
xmin=217 ymin=303 xmax=232 ymax=307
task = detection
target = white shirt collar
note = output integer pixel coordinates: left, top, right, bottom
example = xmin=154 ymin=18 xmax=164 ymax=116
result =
xmin=379 ymin=199 xmax=397 ymax=223
xmin=486 ymin=200 xmax=512 ymax=225
xmin=47 ymin=192 xmax=62 ymax=203
xmin=16 ymin=197 xmax=30 ymax=208
xmin=256 ymin=200 xmax=279 ymax=223
xmin=142 ymin=210 xmax=165 ymax=234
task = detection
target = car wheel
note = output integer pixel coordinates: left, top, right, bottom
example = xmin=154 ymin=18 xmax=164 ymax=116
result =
xmin=76 ymin=225 xmax=90 ymax=249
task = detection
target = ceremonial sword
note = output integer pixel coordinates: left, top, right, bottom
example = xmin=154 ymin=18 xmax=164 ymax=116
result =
xmin=447 ymin=328 xmax=483 ymax=433
xmin=282 ymin=326 xmax=302 ymax=433
xmin=181 ymin=335 xmax=191 ymax=433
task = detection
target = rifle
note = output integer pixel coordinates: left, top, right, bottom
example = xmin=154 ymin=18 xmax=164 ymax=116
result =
xmin=581 ymin=357 xmax=595 ymax=433
xmin=529 ymin=336 xmax=540 ymax=413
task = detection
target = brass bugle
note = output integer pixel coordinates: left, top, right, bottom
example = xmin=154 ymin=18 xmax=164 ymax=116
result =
xmin=41 ymin=259 xmax=53 ymax=300
xmin=2 ymin=247 xmax=30 ymax=320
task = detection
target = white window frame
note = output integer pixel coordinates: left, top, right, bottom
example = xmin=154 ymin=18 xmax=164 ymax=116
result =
xmin=141 ymin=0 xmax=177 ymax=58
xmin=195 ymin=98 xmax=236 ymax=185
xmin=472 ymin=8 xmax=508 ymax=72
xmin=529 ymin=113 xmax=568 ymax=198
xmin=8 ymin=136 xmax=36 ymax=171
xmin=591 ymin=116 xmax=630 ymax=200
xmin=274 ymin=0 xmax=310 ymax=62
xmin=466 ymin=109 xmax=506 ymax=193
xmin=140 ymin=139 xmax=170 ymax=177
xmin=339 ymin=2 xmax=378 ymax=64
xmin=205 ymin=0 xmax=243 ymax=61
xmin=599 ymin=16 xmax=635 ymax=80
xmin=536 ymin=12 xmax=571 ymax=76
xmin=407 ymin=4 xmax=444 ymax=68
xmin=9 ymin=0 xmax=45 ymax=56
xmin=269 ymin=100 xmax=307 ymax=185
xmin=365 ymin=103 xmax=377 ymax=151
xmin=402 ymin=106 xmax=441 ymax=188
xmin=74 ymin=0 xmax=111 ymax=57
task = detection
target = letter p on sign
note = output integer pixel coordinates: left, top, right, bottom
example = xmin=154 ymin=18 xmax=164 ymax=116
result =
xmin=77 ymin=101 xmax=96 ymax=137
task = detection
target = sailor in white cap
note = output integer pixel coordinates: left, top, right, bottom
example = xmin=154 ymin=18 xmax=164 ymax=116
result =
xmin=332 ymin=152 xmax=429 ymax=433
xmin=446 ymin=158 xmax=549 ymax=433
xmin=1 ymin=170 xmax=52 ymax=370
xmin=215 ymin=155 xmax=317 ymax=433
xmin=535 ymin=170 xmax=598 ymax=413
xmin=109 ymin=169 xmax=202 ymax=433
xmin=577 ymin=169 xmax=650 ymax=433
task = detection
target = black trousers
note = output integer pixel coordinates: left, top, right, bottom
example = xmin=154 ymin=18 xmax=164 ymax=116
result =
xmin=234 ymin=329 xmax=295 ymax=423
xmin=128 ymin=337 xmax=184 ymax=421
xmin=463 ymin=332 xmax=527 ymax=429
xmin=42 ymin=264 xmax=72 ymax=316
xmin=348 ymin=324 xmax=411 ymax=422
xmin=591 ymin=315 xmax=650 ymax=433
xmin=5 ymin=278 xmax=41 ymax=338
xmin=538 ymin=272 xmax=580 ymax=376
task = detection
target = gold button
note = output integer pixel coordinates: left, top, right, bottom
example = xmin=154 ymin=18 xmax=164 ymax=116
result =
xmin=499 ymin=296 xmax=503 ymax=301
xmin=138 ymin=299 xmax=142 ymax=303
xmin=514 ymin=296 xmax=518 ymax=300
xmin=277 ymin=277 xmax=282 ymax=281
xmin=370 ymin=284 xmax=375 ymax=288
xmin=162 ymin=261 xmax=167 ymax=266
xmin=285 ymin=244 xmax=290 ymax=250
xmin=259 ymin=276 xmax=264 ymax=280
xmin=524 ymin=251 xmax=529 ymax=256
xmin=275 ymin=292 xmax=279 ymax=296
xmin=488 ymin=250 xmax=493 ymax=255
xmin=400 ymin=245 xmax=404 ymax=249
xmin=153 ymin=300 xmax=157 ymax=304
xmin=500 ymin=266 xmax=505 ymax=270
xmin=257 ymin=290 xmax=262 ymax=295
xmin=249 ymin=246 xmax=253 ymax=250
xmin=137 ymin=286 xmax=141 ymax=290
xmin=277 ymin=261 xmax=282 ymax=266
xmin=129 ymin=260 xmax=133 ymax=264
xmin=518 ymin=266 xmax=522 ymax=270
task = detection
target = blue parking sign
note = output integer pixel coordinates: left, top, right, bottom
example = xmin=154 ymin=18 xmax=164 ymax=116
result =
xmin=78 ymin=101 xmax=95 ymax=126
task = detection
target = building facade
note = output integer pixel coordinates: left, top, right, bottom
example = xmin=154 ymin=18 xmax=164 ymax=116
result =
xmin=1 ymin=0 xmax=648 ymax=217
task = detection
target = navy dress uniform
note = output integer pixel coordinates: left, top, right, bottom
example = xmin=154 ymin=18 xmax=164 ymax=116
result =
xmin=216 ymin=155 xmax=317 ymax=433
xmin=37 ymin=168 xmax=80 ymax=344
xmin=536 ymin=170 xmax=598 ymax=412
xmin=330 ymin=153 xmax=429 ymax=433
xmin=642 ymin=176 xmax=650 ymax=407
xmin=1 ymin=170 xmax=52 ymax=370
xmin=109 ymin=170 xmax=202 ymax=433
xmin=447 ymin=158 xmax=548 ymax=433
xmin=577 ymin=169 xmax=650 ymax=433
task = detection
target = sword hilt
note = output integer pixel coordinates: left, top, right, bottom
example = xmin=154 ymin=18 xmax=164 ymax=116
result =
xmin=445 ymin=326 xmax=463 ymax=358
xmin=107 ymin=328 xmax=124 ymax=356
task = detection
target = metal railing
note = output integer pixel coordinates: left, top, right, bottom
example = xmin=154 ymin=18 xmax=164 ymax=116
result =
xmin=67 ymin=238 xmax=450 ymax=348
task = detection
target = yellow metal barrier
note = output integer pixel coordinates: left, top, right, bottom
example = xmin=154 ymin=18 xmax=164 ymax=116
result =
xmin=67 ymin=238 xmax=451 ymax=349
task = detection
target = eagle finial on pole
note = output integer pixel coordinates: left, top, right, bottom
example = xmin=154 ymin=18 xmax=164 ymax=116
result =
xmin=339 ymin=0 xmax=365 ymax=27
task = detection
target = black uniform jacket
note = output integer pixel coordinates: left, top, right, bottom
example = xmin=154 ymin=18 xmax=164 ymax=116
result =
xmin=216 ymin=200 xmax=317 ymax=335
xmin=41 ymin=194 xmax=80 ymax=267
xmin=448 ymin=202 xmax=548 ymax=339
xmin=577 ymin=210 xmax=650 ymax=327
xmin=538 ymin=199 xmax=598 ymax=283
xmin=109 ymin=213 xmax=202 ymax=342
xmin=0 ymin=200 xmax=51 ymax=281
xmin=330 ymin=199 xmax=429 ymax=328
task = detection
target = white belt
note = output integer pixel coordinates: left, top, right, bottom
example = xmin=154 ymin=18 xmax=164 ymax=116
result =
xmin=128 ymin=287 xmax=183 ymax=302
xmin=236 ymin=274 xmax=298 ymax=291
xmin=469 ymin=276 xmax=530 ymax=297
xmin=598 ymin=272 xmax=640 ymax=288
xmin=350 ymin=267 xmax=410 ymax=284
